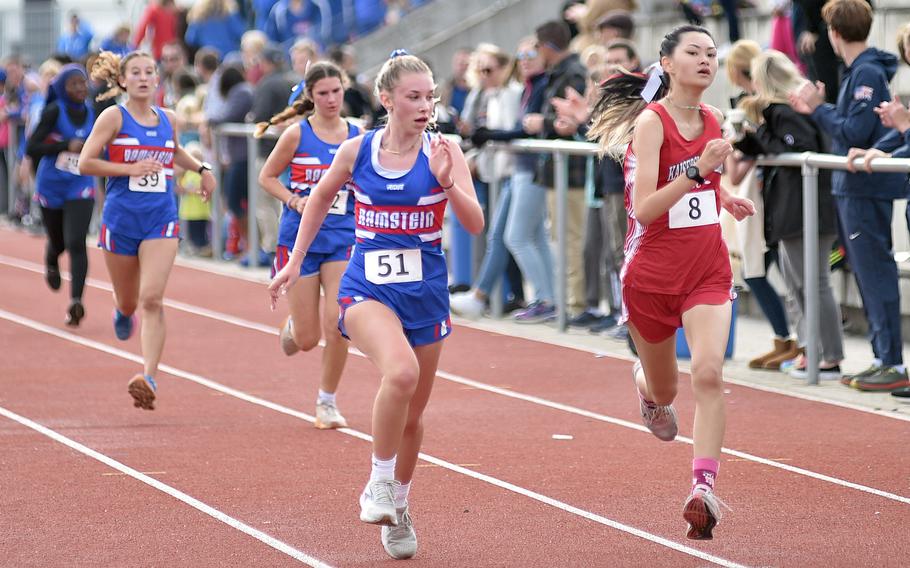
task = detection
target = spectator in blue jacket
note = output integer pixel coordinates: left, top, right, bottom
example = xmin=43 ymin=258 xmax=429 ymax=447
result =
xmin=264 ymin=0 xmax=325 ymax=53
xmin=185 ymin=0 xmax=247 ymax=61
xmin=56 ymin=12 xmax=94 ymax=60
xmin=253 ymin=0 xmax=280 ymax=31
xmin=99 ymin=25 xmax=134 ymax=57
xmin=790 ymin=0 xmax=909 ymax=393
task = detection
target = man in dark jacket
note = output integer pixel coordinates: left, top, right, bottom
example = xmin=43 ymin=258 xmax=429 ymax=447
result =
xmin=522 ymin=20 xmax=589 ymax=315
xmin=791 ymin=0 xmax=909 ymax=392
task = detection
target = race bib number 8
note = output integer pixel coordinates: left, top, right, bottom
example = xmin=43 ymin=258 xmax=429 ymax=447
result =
xmin=364 ymin=249 xmax=422 ymax=285
xmin=669 ymin=189 xmax=719 ymax=229
xmin=55 ymin=152 xmax=81 ymax=175
xmin=329 ymin=189 xmax=349 ymax=215
xmin=129 ymin=172 xmax=166 ymax=193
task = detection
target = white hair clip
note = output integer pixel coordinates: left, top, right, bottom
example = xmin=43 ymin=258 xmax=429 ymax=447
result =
xmin=641 ymin=64 xmax=664 ymax=103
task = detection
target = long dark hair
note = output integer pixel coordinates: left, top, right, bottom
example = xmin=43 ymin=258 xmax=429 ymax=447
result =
xmin=254 ymin=61 xmax=345 ymax=138
xmin=587 ymin=24 xmax=713 ymax=157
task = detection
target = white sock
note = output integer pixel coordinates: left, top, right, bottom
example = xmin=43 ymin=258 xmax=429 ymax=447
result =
xmin=317 ymin=389 xmax=336 ymax=405
xmin=873 ymin=358 xmax=883 ymax=367
xmin=894 ymin=365 xmax=906 ymax=373
xmin=393 ymin=481 xmax=411 ymax=509
xmin=369 ymin=454 xmax=397 ymax=483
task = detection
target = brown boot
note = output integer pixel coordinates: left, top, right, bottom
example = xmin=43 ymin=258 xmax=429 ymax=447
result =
xmin=749 ymin=338 xmax=793 ymax=369
xmin=764 ymin=342 xmax=803 ymax=370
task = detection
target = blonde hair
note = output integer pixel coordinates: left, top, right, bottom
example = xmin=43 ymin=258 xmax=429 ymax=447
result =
xmin=254 ymin=61 xmax=346 ymax=138
xmin=38 ymin=59 xmax=62 ymax=83
xmin=91 ymin=50 xmax=156 ymax=101
xmin=724 ymin=39 xmax=761 ymax=86
xmin=188 ymin=0 xmax=236 ymax=23
xmin=897 ymin=22 xmax=910 ymax=65
xmin=374 ymin=53 xmax=433 ymax=99
xmin=739 ymin=50 xmax=806 ymax=124
xmin=466 ymin=44 xmax=511 ymax=89
xmin=240 ymin=30 xmax=267 ymax=54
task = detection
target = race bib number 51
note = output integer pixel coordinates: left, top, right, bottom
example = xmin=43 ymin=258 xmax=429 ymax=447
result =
xmin=669 ymin=189 xmax=719 ymax=229
xmin=129 ymin=172 xmax=166 ymax=193
xmin=364 ymin=249 xmax=422 ymax=284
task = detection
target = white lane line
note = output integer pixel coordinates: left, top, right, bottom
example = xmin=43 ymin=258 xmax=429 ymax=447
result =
xmin=0 ymin=308 xmax=745 ymax=568
xmin=2 ymin=252 xmax=907 ymax=424
xmin=3 ymin=255 xmax=910 ymax=507
xmin=0 ymin=404 xmax=332 ymax=568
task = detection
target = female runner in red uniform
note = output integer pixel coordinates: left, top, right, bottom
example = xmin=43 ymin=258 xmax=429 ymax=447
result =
xmin=588 ymin=25 xmax=754 ymax=539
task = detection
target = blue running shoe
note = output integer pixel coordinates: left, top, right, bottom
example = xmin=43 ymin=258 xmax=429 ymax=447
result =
xmin=128 ymin=374 xmax=157 ymax=410
xmin=113 ymin=309 xmax=136 ymax=341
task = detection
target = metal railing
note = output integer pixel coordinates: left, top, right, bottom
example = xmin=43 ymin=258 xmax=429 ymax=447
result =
xmin=10 ymin=121 xmax=908 ymax=386
xmin=210 ymin=123 xmax=281 ymax=267
xmin=487 ymin=140 xmax=910 ymax=386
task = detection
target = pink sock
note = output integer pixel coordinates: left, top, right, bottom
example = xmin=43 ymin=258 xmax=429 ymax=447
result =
xmin=692 ymin=457 xmax=719 ymax=491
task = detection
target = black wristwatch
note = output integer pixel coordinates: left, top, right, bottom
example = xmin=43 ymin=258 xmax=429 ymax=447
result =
xmin=685 ymin=165 xmax=706 ymax=185
xmin=197 ymin=161 xmax=213 ymax=174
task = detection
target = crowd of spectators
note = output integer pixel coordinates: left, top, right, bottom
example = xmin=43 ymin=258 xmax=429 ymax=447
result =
xmin=3 ymin=0 xmax=910 ymax=394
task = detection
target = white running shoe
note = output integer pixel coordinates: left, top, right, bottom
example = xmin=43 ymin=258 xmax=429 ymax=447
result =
xmin=314 ymin=401 xmax=348 ymax=429
xmin=632 ymin=360 xmax=678 ymax=441
xmin=449 ymin=291 xmax=484 ymax=320
xmin=683 ymin=486 xmax=730 ymax=540
xmin=360 ymin=480 xmax=399 ymax=526
xmin=279 ymin=316 xmax=300 ymax=356
xmin=381 ymin=506 xmax=418 ymax=559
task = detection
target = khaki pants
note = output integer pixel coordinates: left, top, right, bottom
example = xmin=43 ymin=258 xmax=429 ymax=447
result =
xmin=547 ymin=189 xmax=587 ymax=313
xmin=255 ymin=157 xmax=282 ymax=252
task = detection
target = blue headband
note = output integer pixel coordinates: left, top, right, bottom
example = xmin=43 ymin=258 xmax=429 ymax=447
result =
xmin=389 ymin=49 xmax=410 ymax=58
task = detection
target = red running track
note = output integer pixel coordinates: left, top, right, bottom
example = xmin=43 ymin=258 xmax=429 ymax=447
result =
xmin=1 ymin=228 xmax=908 ymax=567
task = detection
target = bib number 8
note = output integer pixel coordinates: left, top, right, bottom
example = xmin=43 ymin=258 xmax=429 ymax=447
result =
xmin=364 ymin=249 xmax=422 ymax=284
xmin=669 ymin=189 xmax=718 ymax=229
xmin=129 ymin=172 xmax=166 ymax=193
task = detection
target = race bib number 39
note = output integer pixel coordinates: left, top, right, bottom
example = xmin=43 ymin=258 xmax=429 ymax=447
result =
xmin=364 ymin=249 xmax=422 ymax=285
xmin=129 ymin=172 xmax=166 ymax=193
xmin=669 ymin=189 xmax=719 ymax=229
xmin=329 ymin=189 xmax=349 ymax=215
xmin=55 ymin=152 xmax=81 ymax=175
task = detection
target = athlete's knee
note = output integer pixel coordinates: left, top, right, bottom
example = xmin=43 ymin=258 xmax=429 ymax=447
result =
xmin=689 ymin=361 xmax=724 ymax=394
xmin=383 ymin=364 xmax=420 ymax=398
xmin=138 ymin=292 xmax=164 ymax=314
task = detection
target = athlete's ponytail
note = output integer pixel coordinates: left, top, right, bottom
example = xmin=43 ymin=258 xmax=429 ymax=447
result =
xmin=92 ymin=50 xmax=155 ymax=102
xmin=586 ymin=24 xmax=712 ymax=158
xmin=254 ymin=60 xmax=345 ymax=138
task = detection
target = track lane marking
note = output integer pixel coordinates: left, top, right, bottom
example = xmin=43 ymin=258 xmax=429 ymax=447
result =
xmin=0 ymin=308 xmax=747 ymax=568
xmin=3 ymin=249 xmax=905 ymax=423
xmin=0 ymin=404 xmax=332 ymax=568
xmin=2 ymin=255 xmax=909 ymax=507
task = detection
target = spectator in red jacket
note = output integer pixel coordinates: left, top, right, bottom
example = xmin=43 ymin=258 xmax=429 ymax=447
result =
xmin=134 ymin=0 xmax=179 ymax=59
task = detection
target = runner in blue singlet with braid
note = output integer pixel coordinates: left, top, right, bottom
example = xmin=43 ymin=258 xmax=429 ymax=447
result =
xmin=79 ymin=51 xmax=216 ymax=411
xmin=257 ymin=61 xmax=360 ymax=430
xmin=269 ymin=52 xmax=483 ymax=560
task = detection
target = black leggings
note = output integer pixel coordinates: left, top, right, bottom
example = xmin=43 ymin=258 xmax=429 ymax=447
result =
xmin=40 ymin=199 xmax=95 ymax=301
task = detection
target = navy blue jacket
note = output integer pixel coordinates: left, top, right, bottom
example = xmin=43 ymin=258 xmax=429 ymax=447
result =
xmin=810 ymin=48 xmax=907 ymax=199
